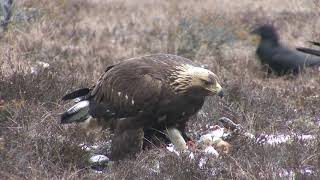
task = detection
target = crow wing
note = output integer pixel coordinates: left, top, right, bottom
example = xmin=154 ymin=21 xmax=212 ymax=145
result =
xmin=296 ymin=41 xmax=320 ymax=57
xmin=272 ymin=48 xmax=320 ymax=67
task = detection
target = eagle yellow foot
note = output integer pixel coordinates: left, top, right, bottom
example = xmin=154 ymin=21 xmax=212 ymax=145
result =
xmin=165 ymin=127 xmax=187 ymax=151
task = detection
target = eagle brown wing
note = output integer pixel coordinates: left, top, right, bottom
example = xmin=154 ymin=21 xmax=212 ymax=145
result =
xmin=89 ymin=60 xmax=166 ymax=161
xmin=90 ymin=59 xmax=164 ymax=118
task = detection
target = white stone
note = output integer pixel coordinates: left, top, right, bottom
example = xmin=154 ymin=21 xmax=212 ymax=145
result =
xmin=89 ymin=155 xmax=109 ymax=164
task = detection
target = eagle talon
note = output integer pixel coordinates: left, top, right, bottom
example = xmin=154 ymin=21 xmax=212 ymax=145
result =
xmin=186 ymin=140 xmax=197 ymax=151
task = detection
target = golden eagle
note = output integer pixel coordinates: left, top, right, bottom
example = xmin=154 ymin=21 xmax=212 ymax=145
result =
xmin=61 ymin=54 xmax=223 ymax=160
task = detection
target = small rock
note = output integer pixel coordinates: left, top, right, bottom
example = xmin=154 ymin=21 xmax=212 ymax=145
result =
xmin=89 ymin=155 xmax=109 ymax=164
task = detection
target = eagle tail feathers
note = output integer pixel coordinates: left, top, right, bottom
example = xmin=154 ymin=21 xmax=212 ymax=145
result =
xmin=61 ymin=100 xmax=91 ymax=124
xmin=62 ymin=88 xmax=91 ymax=101
xmin=60 ymin=100 xmax=116 ymax=124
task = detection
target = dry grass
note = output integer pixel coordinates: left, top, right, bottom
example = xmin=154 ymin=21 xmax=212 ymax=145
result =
xmin=1 ymin=0 xmax=320 ymax=179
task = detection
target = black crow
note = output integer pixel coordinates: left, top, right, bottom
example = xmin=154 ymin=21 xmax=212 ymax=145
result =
xmin=251 ymin=25 xmax=320 ymax=76
xmin=296 ymin=41 xmax=320 ymax=57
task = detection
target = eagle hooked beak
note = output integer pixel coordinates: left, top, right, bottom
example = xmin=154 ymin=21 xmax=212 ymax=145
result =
xmin=211 ymin=82 xmax=224 ymax=98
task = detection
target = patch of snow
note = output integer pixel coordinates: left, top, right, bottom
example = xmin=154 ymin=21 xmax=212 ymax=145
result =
xmin=313 ymin=115 xmax=320 ymax=126
xmin=80 ymin=144 xmax=91 ymax=151
xmin=197 ymin=110 xmax=208 ymax=119
xmin=244 ymin=132 xmax=255 ymax=139
xmin=278 ymin=169 xmax=295 ymax=178
xmin=257 ymin=134 xmax=315 ymax=145
xmin=81 ymin=144 xmax=99 ymax=152
xmin=30 ymin=61 xmax=50 ymax=75
xmin=30 ymin=67 xmax=37 ymax=75
xmin=300 ymin=134 xmax=314 ymax=141
xmin=198 ymin=128 xmax=224 ymax=145
xmin=188 ymin=152 xmax=195 ymax=159
xmin=36 ymin=61 xmax=50 ymax=68
xmin=221 ymin=131 xmax=233 ymax=139
xmin=198 ymin=157 xmax=207 ymax=168
xmin=210 ymin=128 xmax=224 ymax=138
xmin=149 ymin=160 xmax=160 ymax=174
xmin=204 ymin=146 xmax=219 ymax=157
xmin=300 ymin=165 xmax=315 ymax=176
xmin=199 ymin=134 xmax=214 ymax=145
xmin=279 ymin=166 xmax=315 ymax=178
xmin=166 ymin=144 xmax=180 ymax=156
xmin=264 ymin=134 xmax=290 ymax=145
xmin=93 ymin=170 xmax=103 ymax=174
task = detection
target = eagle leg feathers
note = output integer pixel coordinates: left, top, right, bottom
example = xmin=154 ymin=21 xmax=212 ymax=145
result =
xmin=111 ymin=127 xmax=144 ymax=161
xmin=165 ymin=127 xmax=187 ymax=151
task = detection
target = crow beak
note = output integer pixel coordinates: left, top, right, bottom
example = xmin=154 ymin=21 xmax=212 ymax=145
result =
xmin=235 ymin=30 xmax=250 ymax=40
xmin=250 ymin=28 xmax=259 ymax=35
xmin=249 ymin=29 xmax=260 ymax=45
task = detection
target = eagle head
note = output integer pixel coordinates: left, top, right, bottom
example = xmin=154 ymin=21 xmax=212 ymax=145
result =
xmin=172 ymin=64 xmax=224 ymax=97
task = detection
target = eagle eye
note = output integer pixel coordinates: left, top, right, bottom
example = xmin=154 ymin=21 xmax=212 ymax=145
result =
xmin=202 ymin=79 xmax=212 ymax=86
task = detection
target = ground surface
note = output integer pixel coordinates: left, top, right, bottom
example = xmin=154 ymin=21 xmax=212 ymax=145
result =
xmin=0 ymin=0 xmax=320 ymax=179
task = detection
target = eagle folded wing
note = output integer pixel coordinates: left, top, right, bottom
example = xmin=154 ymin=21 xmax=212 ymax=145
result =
xmin=90 ymin=63 xmax=164 ymax=119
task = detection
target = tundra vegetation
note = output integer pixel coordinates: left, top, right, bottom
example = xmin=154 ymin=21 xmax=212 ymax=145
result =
xmin=0 ymin=0 xmax=319 ymax=179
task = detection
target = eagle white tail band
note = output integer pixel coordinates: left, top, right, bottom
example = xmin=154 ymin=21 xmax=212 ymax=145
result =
xmin=61 ymin=100 xmax=91 ymax=123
